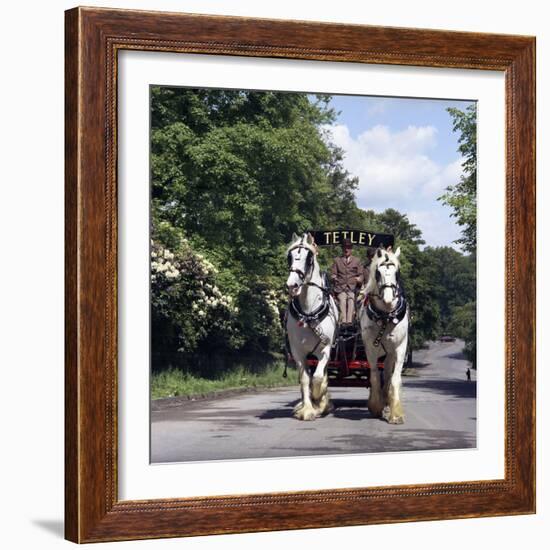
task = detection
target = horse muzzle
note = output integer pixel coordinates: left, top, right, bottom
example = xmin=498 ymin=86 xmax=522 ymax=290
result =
xmin=287 ymin=283 xmax=302 ymax=298
xmin=379 ymin=284 xmax=397 ymax=305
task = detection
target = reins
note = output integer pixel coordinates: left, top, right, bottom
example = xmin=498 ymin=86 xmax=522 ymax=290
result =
xmin=306 ymin=280 xmax=331 ymax=294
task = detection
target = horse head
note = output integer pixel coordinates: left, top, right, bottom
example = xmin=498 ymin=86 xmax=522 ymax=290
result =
xmin=286 ymin=232 xmax=317 ymax=297
xmin=367 ymin=246 xmax=402 ymax=306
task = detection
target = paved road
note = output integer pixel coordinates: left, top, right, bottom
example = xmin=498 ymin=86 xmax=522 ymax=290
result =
xmin=151 ymin=339 xmax=476 ymax=463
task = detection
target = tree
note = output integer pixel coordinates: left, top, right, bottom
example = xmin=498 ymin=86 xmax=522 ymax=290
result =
xmin=439 ymin=104 xmax=477 ymax=254
xmin=448 ymin=302 xmax=476 ymax=367
xmin=150 ymin=88 xmax=360 ymax=364
xmin=438 ymin=104 xmax=477 ymax=365
xmin=375 ymin=208 xmax=425 ymax=246
xmin=422 ymin=247 xmax=476 ymax=332
xmin=150 ymin=88 xmax=479 ymax=369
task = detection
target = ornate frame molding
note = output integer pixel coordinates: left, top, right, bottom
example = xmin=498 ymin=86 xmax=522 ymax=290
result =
xmin=65 ymin=7 xmax=535 ymax=542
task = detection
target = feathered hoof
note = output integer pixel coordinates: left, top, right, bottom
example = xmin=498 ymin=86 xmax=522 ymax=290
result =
xmin=383 ymin=406 xmax=405 ymax=424
xmin=384 ymin=403 xmax=405 ymax=424
xmin=367 ymin=399 xmax=384 ymax=418
xmin=387 ymin=415 xmax=405 ymax=425
xmin=293 ymin=403 xmax=317 ymax=421
xmin=315 ymin=398 xmax=334 ymax=418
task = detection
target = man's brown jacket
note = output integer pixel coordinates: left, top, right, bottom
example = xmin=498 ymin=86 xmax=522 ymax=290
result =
xmin=331 ymin=255 xmax=364 ymax=293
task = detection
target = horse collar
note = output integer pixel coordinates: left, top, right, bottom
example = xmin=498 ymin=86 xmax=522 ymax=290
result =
xmin=289 ymin=294 xmax=330 ymax=326
xmin=366 ymin=294 xmax=407 ymax=326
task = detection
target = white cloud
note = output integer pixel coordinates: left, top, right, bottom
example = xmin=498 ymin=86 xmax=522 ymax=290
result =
xmin=422 ymin=158 xmax=463 ymax=197
xmin=325 ymin=123 xmax=463 ymax=208
xmin=366 ymin=98 xmax=389 ymax=117
xmin=408 ymin=207 xmax=463 ymax=250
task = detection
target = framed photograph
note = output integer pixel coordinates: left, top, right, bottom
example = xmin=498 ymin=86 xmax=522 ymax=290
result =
xmin=65 ymin=6 xmax=535 ymax=543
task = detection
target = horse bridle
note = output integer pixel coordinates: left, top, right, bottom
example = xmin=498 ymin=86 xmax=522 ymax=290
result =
xmin=287 ymin=245 xmax=314 ymax=282
xmin=374 ymin=261 xmax=401 ymax=300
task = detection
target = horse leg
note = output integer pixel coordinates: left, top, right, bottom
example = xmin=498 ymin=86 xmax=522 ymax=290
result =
xmin=386 ymin=347 xmax=406 ymax=424
xmin=292 ymin=359 xmax=306 ymax=415
xmin=293 ymin=359 xmax=316 ymax=421
xmin=311 ymin=346 xmax=332 ymax=417
xmin=381 ymin=355 xmax=394 ymax=421
xmin=366 ymin=344 xmax=384 ymax=417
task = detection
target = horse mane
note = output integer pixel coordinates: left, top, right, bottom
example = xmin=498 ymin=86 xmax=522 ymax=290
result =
xmin=365 ymin=247 xmax=401 ymax=294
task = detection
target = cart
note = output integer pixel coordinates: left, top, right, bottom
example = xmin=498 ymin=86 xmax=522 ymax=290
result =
xmin=285 ymin=228 xmax=412 ymax=388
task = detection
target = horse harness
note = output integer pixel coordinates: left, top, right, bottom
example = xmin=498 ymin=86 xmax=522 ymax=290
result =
xmin=366 ymin=260 xmax=408 ymax=347
xmin=288 ymin=284 xmax=331 ymax=327
xmin=287 ymin=267 xmax=335 ymax=351
xmin=287 ymin=240 xmax=334 ymax=339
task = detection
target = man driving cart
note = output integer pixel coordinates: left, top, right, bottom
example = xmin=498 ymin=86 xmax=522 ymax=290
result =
xmin=330 ymin=238 xmax=364 ymax=327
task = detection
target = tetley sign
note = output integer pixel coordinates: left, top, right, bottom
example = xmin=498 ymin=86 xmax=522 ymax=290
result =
xmin=309 ymin=230 xmax=394 ymax=248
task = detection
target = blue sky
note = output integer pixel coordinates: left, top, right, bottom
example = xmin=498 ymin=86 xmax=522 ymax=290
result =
xmin=323 ymin=94 xmax=475 ymax=250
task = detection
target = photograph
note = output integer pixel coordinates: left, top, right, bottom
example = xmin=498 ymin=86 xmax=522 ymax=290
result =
xmin=149 ymin=86 xmax=478 ymax=463
xmin=57 ymin=3 xmax=536 ymax=543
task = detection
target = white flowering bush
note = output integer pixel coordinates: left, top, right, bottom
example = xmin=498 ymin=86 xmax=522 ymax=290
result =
xmin=151 ymin=247 xmax=180 ymax=280
xmin=151 ymin=237 xmax=244 ymax=354
xmin=254 ymin=286 xmax=286 ymax=345
xmin=151 ymin=222 xmax=287 ymax=364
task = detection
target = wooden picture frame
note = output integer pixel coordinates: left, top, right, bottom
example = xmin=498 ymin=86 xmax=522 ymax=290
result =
xmin=65 ymin=6 xmax=536 ymax=543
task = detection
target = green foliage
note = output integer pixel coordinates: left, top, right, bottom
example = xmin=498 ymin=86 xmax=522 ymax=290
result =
xmin=151 ymin=363 xmax=297 ymax=400
xmin=421 ymin=247 xmax=476 ymax=331
xmin=375 ymin=208 xmax=425 ymax=246
xmin=448 ymin=302 xmax=477 ymax=366
xmin=438 ymin=105 xmax=477 ymax=364
xmin=314 ymin=210 xmax=474 ymax=350
xmin=150 ymin=88 xmax=477 ymax=371
xmin=151 ymin=237 xmax=245 ymax=354
xmin=151 ymin=88 xmax=360 ymax=364
xmin=398 ymin=241 xmax=442 ymax=348
xmin=439 ymin=104 xmax=477 ymax=254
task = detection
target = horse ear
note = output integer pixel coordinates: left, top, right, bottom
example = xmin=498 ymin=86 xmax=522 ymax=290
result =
xmin=395 ymin=247 xmax=401 ymax=258
xmin=306 ymin=232 xmax=315 ymax=245
xmin=377 ymin=248 xmax=382 ymax=258
xmin=291 ymin=232 xmax=299 ymax=242
xmin=387 ymin=245 xmax=393 ymax=252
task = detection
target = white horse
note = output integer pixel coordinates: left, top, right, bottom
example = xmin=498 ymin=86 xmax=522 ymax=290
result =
xmin=359 ymin=246 xmax=409 ymax=424
xmin=285 ymin=233 xmax=338 ymax=421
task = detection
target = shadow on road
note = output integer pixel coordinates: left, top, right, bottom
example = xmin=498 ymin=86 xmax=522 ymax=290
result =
xmin=331 ymin=427 xmax=476 ymax=452
xmin=409 ymin=361 xmax=430 ymax=369
xmin=446 ymin=351 xmax=467 ymax=360
xmin=331 ymin=398 xmax=374 ymax=421
xmin=258 ymin=397 xmax=376 ymax=421
xmin=257 ymin=399 xmax=300 ymax=419
xmin=332 ymin=408 xmax=374 ymax=421
xmin=332 ymin=398 xmax=366 ymax=408
xmin=405 ymin=378 xmax=476 ymax=399
xmin=259 ymin=398 xmax=379 ymax=422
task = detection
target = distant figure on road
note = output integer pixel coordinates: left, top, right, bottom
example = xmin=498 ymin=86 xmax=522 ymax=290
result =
xmin=466 ymin=368 xmax=471 ymax=381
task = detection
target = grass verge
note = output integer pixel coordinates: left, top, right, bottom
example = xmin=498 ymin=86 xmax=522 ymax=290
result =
xmin=151 ymin=363 xmax=298 ymax=400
